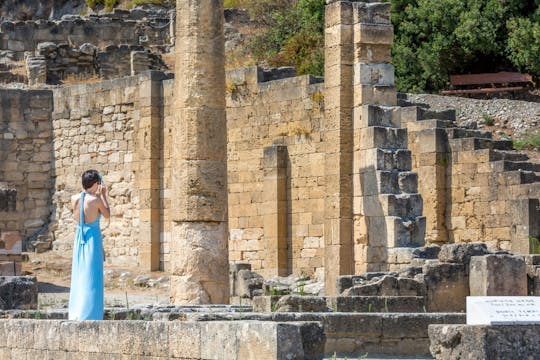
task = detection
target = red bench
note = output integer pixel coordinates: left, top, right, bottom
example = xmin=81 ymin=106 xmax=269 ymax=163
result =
xmin=441 ymin=72 xmax=533 ymax=95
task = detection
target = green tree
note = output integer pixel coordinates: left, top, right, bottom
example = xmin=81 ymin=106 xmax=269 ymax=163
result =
xmin=250 ymin=0 xmax=325 ymax=76
xmin=507 ymin=6 xmax=540 ymax=75
xmin=391 ymin=0 xmax=540 ymax=92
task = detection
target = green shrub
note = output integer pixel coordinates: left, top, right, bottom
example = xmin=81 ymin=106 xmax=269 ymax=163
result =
xmin=250 ymin=0 xmax=325 ymax=76
xmin=391 ymin=0 xmax=540 ymax=93
xmin=513 ymin=130 xmax=540 ymax=150
xmin=104 ymin=0 xmax=118 ymax=12
xmin=131 ymin=0 xmax=174 ymax=6
xmin=85 ymin=0 xmax=102 ymax=9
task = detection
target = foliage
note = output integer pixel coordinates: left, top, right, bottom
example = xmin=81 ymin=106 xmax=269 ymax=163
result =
xmin=249 ymin=0 xmax=325 ymax=76
xmin=131 ymin=0 xmax=174 ymax=7
xmin=85 ymin=0 xmax=118 ymax=12
xmin=512 ymin=130 xmax=540 ymax=150
xmin=507 ymin=14 xmax=540 ymax=75
xmin=391 ymin=0 xmax=540 ymax=92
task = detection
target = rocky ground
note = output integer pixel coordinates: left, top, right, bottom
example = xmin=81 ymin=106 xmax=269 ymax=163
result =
xmin=402 ymin=92 xmax=540 ymax=161
xmin=23 ymin=252 xmax=170 ymax=310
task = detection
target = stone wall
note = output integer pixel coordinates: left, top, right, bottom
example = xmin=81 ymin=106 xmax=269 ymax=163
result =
xmin=405 ymin=116 xmax=540 ymax=252
xmin=223 ymin=67 xmax=326 ymax=278
xmin=0 ymin=89 xmax=53 ymax=247
xmin=33 ymin=42 xmax=167 ymax=85
xmin=0 ymin=10 xmax=173 ymax=61
xmin=50 ymin=72 xmax=169 ymax=269
xmin=0 ymin=319 xmax=323 ymax=360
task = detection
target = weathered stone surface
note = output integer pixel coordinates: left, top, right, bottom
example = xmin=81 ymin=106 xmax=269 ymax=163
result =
xmin=429 ymin=324 xmax=540 ymax=360
xmin=0 ymin=276 xmax=37 ymax=310
xmin=274 ymin=295 xmax=328 ymax=312
xmin=235 ymin=269 xmax=264 ymax=298
xmin=469 ymin=254 xmax=527 ymax=296
xmin=328 ymin=296 xmax=425 ymax=312
xmin=423 ymin=263 xmax=468 ymax=312
xmin=438 ymin=242 xmax=489 ymax=264
xmin=0 ymin=319 xmax=324 ymax=359
xmin=170 ymin=222 xmax=229 ymax=304
xmin=342 ymin=275 xmax=425 ymax=297
xmin=170 ymin=0 xmax=229 ymax=304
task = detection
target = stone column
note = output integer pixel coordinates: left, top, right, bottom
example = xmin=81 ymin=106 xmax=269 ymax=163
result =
xmin=324 ymin=1 xmax=355 ymax=295
xmin=170 ymin=0 xmax=229 ymax=304
xmin=136 ymin=72 xmax=164 ymax=271
xmin=262 ymin=145 xmax=288 ymax=277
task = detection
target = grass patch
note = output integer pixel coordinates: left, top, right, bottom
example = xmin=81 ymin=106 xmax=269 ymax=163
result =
xmin=513 ymin=130 xmax=540 ymax=151
xmin=481 ymin=113 xmax=495 ymax=126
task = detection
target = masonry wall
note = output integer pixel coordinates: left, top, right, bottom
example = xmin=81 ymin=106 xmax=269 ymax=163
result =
xmin=0 ymin=11 xmax=173 ymax=60
xmin=223 ymin=69 xmax=326 ymax=277
xmin=0 ymin=89 xmax=53 ymax=246
xmin=446 ymin=146 xmax=540 ymax=250
xmin=407 ymin=120 xmax=540 ymax=252
xmin=51 ymin=75 xmax=145 ymax=267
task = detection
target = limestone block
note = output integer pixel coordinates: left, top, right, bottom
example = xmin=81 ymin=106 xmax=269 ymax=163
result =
xmin=354 ymin=23 xmax=393 ymax=45
xmin=170 ymin=222 xmax=229 ymax=304
xmin=438 ymin=242 xmax=490 ymax=265
xmin=171 ymin=160 xmax=228 ymax=222
xmin=342 ymin=275 xmax=425 ymax=297
xmin=358 ymin=126 xmax=407 ymax=150
xmin=354 ymin=84 xmax=397 ymax=106
xmin=423 ymin=263 xmax=468 ymax=312
xmin=363 ymin=193 xmax=422 ymax=218
xmin=469 ymin=254 xmax=527 ymax=296
xmin=429 ymin=324 xmax=540 ymax=360
xmin=0 ymin=261 xmax=21 ymax=276
xmin=0 ymin=231 xmax=22 ymax=255
xmin=0 ymin=276 xmax=37 ymax=310
xmin=357 ymin=104 xmax=401 ymax=129
xmin=325 ymin=23 xmax=353 ymax=47
xmin=354 ymin=63 xmax=394 ymax=86
xmin=352 ymin=2 xmax=391 ymax=25
xmin=416 ymin=128 xmax=449 ymax=154
xmin=167 ymin=321 xmax=201 ymax=358
xmin=173 ymin=107 xmax=227 ymax=161
xmin=328 ymin=295 xmax=425 ymax=312
xmin=273 ymin=295 xmax=328 ymax=312
xmin=354 ymin=43 xmax=392 ymax=63
xmin=325 ymin=0 xmax=354 ymax=28
xmin=234 ymin=269 xmax=264 ymax=298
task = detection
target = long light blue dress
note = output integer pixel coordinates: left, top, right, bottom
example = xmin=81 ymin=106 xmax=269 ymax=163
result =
xmin=68 ymin=191 xmax=104 ymax=320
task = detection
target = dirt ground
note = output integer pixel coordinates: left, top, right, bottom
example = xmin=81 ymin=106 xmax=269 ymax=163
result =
xmin=23 ymin=252 xmax=170 ymax=310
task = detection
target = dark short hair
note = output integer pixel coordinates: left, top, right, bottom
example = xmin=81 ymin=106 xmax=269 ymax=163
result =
xmin=82 ymin=170 xmax=100 ymax=190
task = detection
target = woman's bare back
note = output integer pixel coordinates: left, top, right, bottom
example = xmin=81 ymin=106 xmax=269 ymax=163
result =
xmin=71 ymin=193 xmax=103 ymax=224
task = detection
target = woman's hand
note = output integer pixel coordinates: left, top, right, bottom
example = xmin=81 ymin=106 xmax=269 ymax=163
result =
xmin=101 ymin=183 xmax=107 ymax=196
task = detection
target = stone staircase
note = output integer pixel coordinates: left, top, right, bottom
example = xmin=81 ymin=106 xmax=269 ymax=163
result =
xmin=358 ymin=104 xmax=428 ymax=271
xmin=0 ymin=61 xmax=26 ymax=84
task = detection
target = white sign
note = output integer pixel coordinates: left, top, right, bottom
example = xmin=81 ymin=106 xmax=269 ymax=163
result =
xmin=467 ymin=296 xmax=540 ymax=325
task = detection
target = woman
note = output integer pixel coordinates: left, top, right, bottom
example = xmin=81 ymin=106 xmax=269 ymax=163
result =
xmin=68 ymin=170 xmax=110 ymax=320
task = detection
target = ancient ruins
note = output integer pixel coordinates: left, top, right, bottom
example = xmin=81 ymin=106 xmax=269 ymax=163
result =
xmin=0 ymin=0 xmax=539 ymax=359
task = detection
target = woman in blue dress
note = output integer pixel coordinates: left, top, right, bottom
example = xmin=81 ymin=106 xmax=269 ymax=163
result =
xmin=68 ymin=170 xmax=110 ymax=320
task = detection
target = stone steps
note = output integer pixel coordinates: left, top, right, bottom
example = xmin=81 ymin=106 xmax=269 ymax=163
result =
xmin=359 ymin=148 xmax=412 ymax=172
xmin=363 ymin=193 xmax=423 ymax=218
xmin=360 ymin=126 xmax=408 ymax=150
xmin=447 ymin=128 xmax=492 ymax=139
xmin=490 ymin=160 xmax=540 ymax=173
xmin=327 ymin=296 xmax=426 ymax=313
xmin=358 ymin=170 xmax=418 ymax=195
xmin=489 ymin=149 xmax=529 ymax=162
xmin=449 ymin=137 xmax=513 ymax=151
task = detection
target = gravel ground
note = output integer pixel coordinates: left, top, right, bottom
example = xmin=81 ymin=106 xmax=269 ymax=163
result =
xmin=401 ymin=93 xmax=540 ymax=136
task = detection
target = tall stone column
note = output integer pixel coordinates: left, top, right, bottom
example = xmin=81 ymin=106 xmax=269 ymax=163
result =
xmin=170 ymin=0 xmax=229 ymax=304
xmin=324 ymin=1 xmax=355 ymax=296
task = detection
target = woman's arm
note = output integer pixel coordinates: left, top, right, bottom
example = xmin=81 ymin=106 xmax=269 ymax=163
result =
xmin=98 ymin=184 xmax=111 ymax=219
